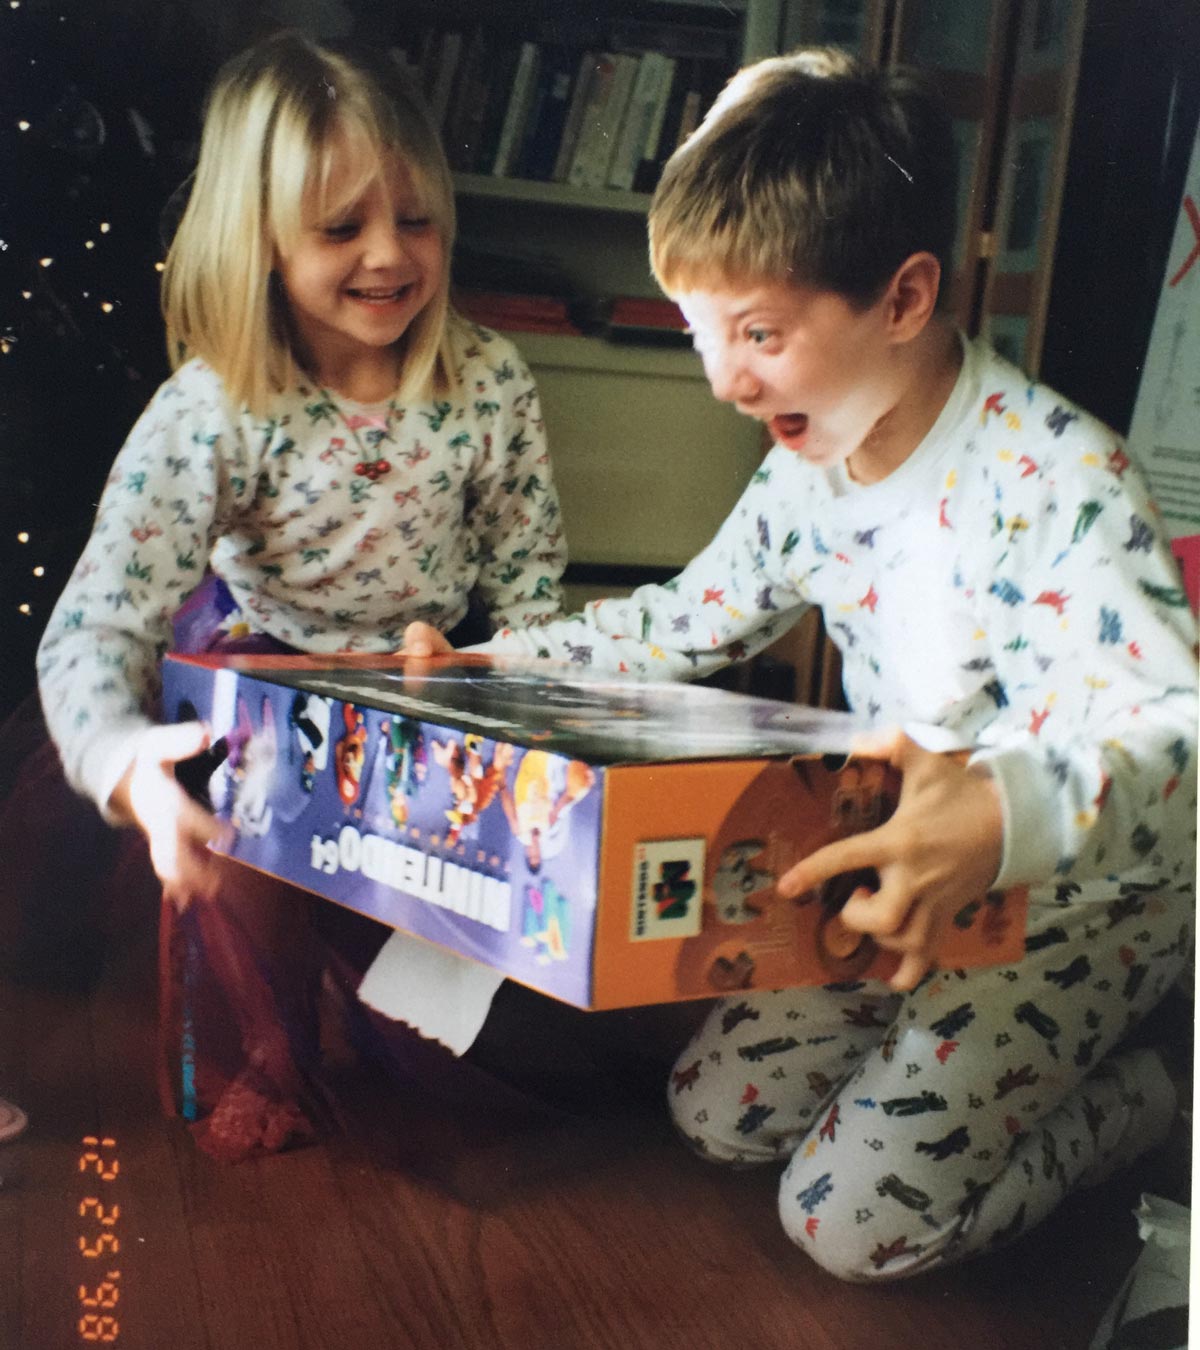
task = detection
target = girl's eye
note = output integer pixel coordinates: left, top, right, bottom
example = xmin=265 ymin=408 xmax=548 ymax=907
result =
xmin=747 ymin=328 xmax=774 ymax=345
xmin=322 ymin=222 xmax=359 ymax=241
xmin=397 ymin=215 xmax=432 ymax=230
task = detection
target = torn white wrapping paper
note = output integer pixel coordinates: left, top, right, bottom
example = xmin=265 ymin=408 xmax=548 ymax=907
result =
xmin=356 ymin=929 xmax=506 ymax=1056
xmin=1089 ymin=1193 xmax=1191 ymax=1350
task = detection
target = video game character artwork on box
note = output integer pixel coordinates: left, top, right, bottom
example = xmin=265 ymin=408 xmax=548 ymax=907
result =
xmin=163 ymin=653 xmax=1027 ymax=1008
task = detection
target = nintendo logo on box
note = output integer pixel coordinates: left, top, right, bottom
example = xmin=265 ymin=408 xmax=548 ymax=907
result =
xmin=631 ymin=839 xmax=706 ymax=942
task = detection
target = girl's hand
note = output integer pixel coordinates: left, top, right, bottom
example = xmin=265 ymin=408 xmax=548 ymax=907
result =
xmin=777 ymin=730 xmax=1004 ymax=991
xmin=402 ymin=621 xmax=454 ymax=658
xmin=107 ymin=722 xmax=234 ymax=907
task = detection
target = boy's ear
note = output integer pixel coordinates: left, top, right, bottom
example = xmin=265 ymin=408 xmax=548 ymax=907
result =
xmin=885 ymin=252 xmax=942 ymax=341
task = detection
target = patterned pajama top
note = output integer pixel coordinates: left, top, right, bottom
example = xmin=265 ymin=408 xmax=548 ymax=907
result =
xmin=38 ymin=321 xmax=566 ymax=810
xmin=486 ymin=333 xmax=1198 ymax=907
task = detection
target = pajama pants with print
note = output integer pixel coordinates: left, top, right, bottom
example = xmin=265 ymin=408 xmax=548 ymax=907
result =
xmin=666 ymin=887 xmax=1192 ymax=1282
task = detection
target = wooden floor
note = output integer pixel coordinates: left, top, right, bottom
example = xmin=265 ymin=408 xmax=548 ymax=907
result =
xmin=0 ymin=913 xmax=1184 ymax=1350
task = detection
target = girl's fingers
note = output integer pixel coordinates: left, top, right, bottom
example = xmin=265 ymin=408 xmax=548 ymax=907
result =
xmin=142 ymin=718 xmax=212 ymax=767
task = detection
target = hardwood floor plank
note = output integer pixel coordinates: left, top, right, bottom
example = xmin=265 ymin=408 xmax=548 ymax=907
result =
xmin=0 ymin=918 xmax=1179 ymax=1350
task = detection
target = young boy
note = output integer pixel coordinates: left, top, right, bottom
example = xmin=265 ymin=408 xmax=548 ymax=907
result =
xmin=406 ymin=48 xmax=1197 ymax=1280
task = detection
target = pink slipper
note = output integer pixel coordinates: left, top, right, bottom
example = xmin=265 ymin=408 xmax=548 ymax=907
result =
xmin=0 ymin=1098 xmax=28 ymax=1143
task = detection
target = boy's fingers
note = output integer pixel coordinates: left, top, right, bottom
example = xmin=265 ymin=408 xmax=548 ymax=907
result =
xmin=889 ymin=950 xmax=933 ymax=992
xmin=840 ymin=883 xmax=908 ymax=936
xmin=847 ymin=727 xmax=908 ymax=762
xmin=777 ymin=832 xmax=880 ymax=899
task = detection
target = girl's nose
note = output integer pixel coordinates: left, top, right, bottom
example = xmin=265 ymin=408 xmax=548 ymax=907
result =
xmin=361 ymin=219 xmax=408 ymax=270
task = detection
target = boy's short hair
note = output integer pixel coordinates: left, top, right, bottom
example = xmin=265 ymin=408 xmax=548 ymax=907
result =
xmin=163 ymin=30 xmax=458 ymax=413
xmin=649 ymin=47 xmax=958 ymax=308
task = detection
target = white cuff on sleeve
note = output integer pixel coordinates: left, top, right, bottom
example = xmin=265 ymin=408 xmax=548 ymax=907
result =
xmin=967 ymin=745 xmax=1063 ymax=890
xmin=75 ymin=717 xmax=154 ymax=823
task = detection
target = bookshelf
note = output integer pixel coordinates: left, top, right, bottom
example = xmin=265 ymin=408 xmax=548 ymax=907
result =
xmin=453 ymin=172 xmax=652 ymax=215
xmin=385 ymin=0 xmax=787 ymax=597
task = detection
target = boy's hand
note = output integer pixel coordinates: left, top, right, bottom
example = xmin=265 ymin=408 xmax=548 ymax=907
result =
xmin=402 ymin=621 xmax=454 ymax=657
xmin=777 ymin=730 xmax=1004 ymax=991
xmin=107 ymin=721 xmax=234 ymax=907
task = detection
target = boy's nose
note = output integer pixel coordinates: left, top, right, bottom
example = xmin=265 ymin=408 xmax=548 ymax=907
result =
xmin=706 ymin=355 xmax=761 ymax=406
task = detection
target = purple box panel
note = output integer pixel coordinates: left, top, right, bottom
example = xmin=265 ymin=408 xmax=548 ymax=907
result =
xmin=162 ymin=659 xmax=603 ymax=1007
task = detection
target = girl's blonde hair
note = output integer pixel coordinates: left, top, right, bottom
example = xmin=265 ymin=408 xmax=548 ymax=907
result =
xmin=163 ymin=30 xmax=458 ymax=414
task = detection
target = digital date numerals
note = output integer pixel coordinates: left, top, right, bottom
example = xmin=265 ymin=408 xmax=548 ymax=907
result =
xmin=76 ymin=1136 xmax=121 ymax=1344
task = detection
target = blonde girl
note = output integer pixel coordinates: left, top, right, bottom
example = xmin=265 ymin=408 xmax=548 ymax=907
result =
xmin=34 ymin=30 xmax=565 ymax=1157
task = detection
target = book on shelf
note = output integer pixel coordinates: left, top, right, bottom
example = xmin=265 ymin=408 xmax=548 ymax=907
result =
xmin=424 ymin=30 xmax=463 ymax=132
xmin=442 ymin=27 xmax=489 ymax=171
xmin=515 ymin=46 xmax=579 ymax=182
xmin=551 ymin=51 xmax=602 ymax=183
xmin=580 ymin=295 xmax=690 ymax=346
xmin=431 ymin=12 xmax=741 ymax=194
xmin=491 ymin=42 xmax=543 ymax=179
xmin=471 ymin=43 xmax=525 ymax=176
xmin=606 ymin=50 xmax=676 ymax=191
xmin=630 ymin=54 xmax=729 ymax=190
xmin=567 ymin=51 xmax=639 ymax=190
xmin=634 ymin=53 xmax=678 ymax=186
xmin=454 ymin=289 xmax=583 ymax=336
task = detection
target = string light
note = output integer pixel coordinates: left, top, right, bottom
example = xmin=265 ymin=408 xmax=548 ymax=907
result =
xmin=33 ymin=566 xmax=44 ymax=577
xmin=17 ymin=532 xmax=29 ymax=544
xmin=99 ymin=222 xmax=111 ymax=234
xmin=100 ymin=302 xmax=114 ymax=313
xmin=85 ymin=240 xmax=95 ymax=249
xmin=18 ymin=604 xmax=31 ymax=615
xmin=39 ymin=257 xmax=53 ymax=267
xmin=17 ymin=120 xmax=29 ymax=132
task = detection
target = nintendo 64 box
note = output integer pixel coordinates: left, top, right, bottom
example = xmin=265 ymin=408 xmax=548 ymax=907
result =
xmin=162 ymin=652 xmax=1027 ymax=1009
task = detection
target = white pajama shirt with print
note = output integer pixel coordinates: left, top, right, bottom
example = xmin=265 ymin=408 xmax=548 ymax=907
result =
xmin=39 ymin=321 xmax=566 ymax=809
xmin=485 ymin=334 xmax=1198 ymax=1279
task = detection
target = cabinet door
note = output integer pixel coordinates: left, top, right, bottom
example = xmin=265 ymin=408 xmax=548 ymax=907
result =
xmin=890 ymin=0 xmax=1013 ymax=330
xmin=979 ymin=0 xmax=1087 ymax=372
xmin=782 ymin=0 xmax=1087 ymax=374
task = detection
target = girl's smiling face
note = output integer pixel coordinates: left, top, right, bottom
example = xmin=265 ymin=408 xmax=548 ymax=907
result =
xmin=275 ymin=150 xmax=443 ymax=395
xmin=676 ymin=278 xmax=915 ymax=483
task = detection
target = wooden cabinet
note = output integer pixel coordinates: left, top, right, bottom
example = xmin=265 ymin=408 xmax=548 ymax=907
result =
xmin=784 ymin=0 xmax=1088 ymax=376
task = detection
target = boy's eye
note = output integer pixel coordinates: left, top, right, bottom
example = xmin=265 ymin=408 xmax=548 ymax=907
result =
xmin=747 ymin=327 xmax=774 ymax=345
xmin=397 ymin=215 xmax=432 ymax=230
xmin=322 ymin=221 xmax=359 ymax=241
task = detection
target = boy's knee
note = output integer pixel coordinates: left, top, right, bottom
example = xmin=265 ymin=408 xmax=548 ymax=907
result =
xmin=777 ymin=1162 xmax=942 ymax=1283
xmin=665 ymin=1053 xmax=796 ymax=1166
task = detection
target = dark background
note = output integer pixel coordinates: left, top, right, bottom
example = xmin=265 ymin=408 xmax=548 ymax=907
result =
xmin=1 ymin=0 xmax=1197 ymax=722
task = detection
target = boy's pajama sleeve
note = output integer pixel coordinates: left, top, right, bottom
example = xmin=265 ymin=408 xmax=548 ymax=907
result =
xmin=482 ymin=454 xmax=811 ymax=678
xmin=966 ymin=448 xmax=1198 ymax=894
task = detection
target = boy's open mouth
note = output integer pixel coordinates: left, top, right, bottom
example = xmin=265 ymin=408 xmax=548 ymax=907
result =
xmin=769 ymin=413 xmax=809 ymax=447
